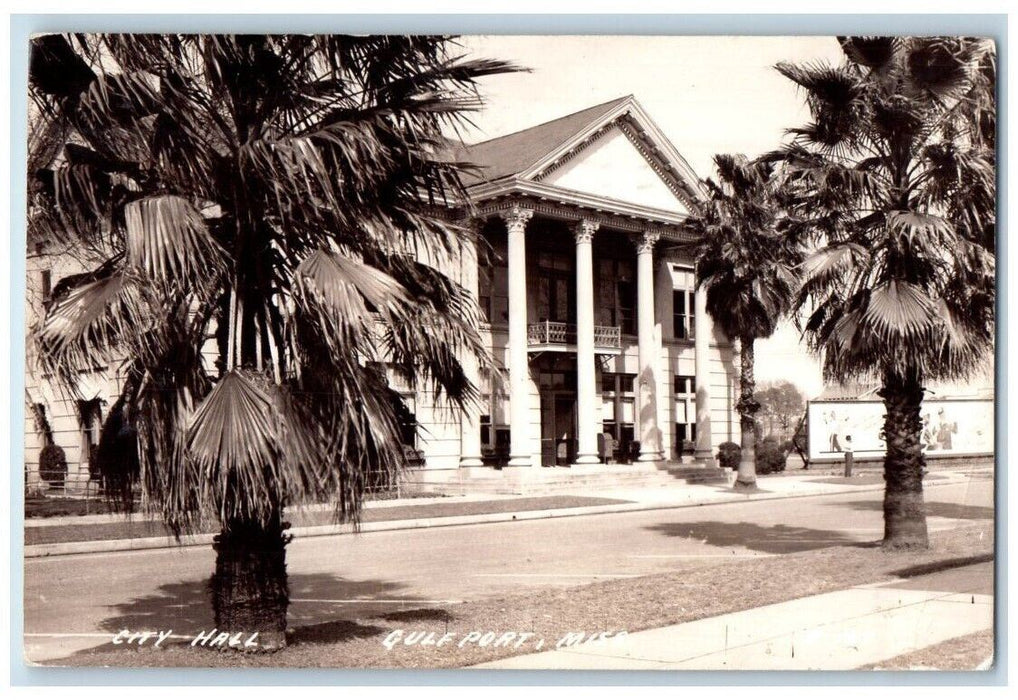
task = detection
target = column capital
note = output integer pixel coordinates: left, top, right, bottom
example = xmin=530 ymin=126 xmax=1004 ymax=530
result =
xmin=573 ymin=219 xmax=600 ymax=245
xmin=635 ymin=230 xmax=660 ymax=255
xmin=499 ymin=204 xmax=534 ymax=231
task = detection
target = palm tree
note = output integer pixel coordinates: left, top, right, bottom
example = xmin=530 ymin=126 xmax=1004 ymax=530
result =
xmin=773 ymin=37 xmax=996 ymax=549
xmin=28 ymin=34 xmax=514 ymax=649
xmin=681 ymin=154 xmax=799 ymax=490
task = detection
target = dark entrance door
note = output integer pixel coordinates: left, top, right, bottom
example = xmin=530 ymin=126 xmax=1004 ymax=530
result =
xmin=554 ymin=395 xmax=576 ymax=465
xmin=540 ymin=390 xmax=577 ymax=466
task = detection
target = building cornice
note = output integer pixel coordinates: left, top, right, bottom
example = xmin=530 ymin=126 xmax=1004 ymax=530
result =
xmin=464 ymin=179 xmax=695 ymax=241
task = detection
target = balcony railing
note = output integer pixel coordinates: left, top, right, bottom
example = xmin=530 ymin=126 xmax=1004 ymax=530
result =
xmin=527 ymin=321 xmax=621 ymax=350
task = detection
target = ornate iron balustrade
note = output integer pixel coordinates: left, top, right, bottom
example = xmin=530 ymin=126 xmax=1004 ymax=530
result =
xmin=593 ymin=324 xmax=622 ymax=348
xmin=527 ymin=321 xmax=621 ymax=349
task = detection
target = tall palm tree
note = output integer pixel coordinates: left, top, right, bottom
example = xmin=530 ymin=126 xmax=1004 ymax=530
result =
xmin=682 ymin=154 xmax=799 ymax=490
xmin=28 ymin=34 xmax=514 ymax=649
xmin=773 ymin=36 xmax=996 ymax=549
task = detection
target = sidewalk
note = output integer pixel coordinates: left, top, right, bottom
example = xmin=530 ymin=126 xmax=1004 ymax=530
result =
xmin=23 ymin=469 xmax=979 ymax=558
xmin=473 ymin=562 xmax=994 ymax=671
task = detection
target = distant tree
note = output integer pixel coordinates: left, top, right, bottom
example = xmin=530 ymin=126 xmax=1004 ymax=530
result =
xmin=773 ymin=37 xmax=996 ymax=549
xmin=757 ymin=381 xmax=806 ymax=439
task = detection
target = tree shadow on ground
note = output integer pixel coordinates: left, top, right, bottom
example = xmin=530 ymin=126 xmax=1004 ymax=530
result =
xmin=78 ymin=572 xmax=416 ymax=654
xmin=841 ymin=500 xmax=995 ymax=521
xmin=288 ymin=619 xmax=387 ymax=645
xmin=645 ymin=520 xmax=872 ymax=554
xmin=377 ymin=608 xmax=454 ymax=623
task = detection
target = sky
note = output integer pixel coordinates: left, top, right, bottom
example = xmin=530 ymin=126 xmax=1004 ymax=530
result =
xmin=455 ymin=35 xmax=847 ymax=398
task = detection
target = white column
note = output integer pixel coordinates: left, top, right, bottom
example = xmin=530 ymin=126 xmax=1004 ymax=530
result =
xmin=459 ymin=224 xmax=484 ymax=467
xmin=502 ymin=205 xmax=534 ymax=467
xmin=693 ymin=272 xmax=715 ymax=465
xmin=636 ymin=231 xmax=664 ymax=461
xmin=574 ymin=219 xmax=600 ymax=464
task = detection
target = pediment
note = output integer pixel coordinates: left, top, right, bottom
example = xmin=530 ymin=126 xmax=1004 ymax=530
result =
xmin=534 ymin=125 xmax=691 ymax=215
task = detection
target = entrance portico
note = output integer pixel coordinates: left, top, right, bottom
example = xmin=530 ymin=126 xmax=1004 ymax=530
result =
xmin=471 ymin=202 xmax=714 ymax=469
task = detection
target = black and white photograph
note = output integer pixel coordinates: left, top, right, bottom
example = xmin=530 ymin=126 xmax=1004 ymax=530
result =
xmin=16 ymin=27 xmax=998 ymax=675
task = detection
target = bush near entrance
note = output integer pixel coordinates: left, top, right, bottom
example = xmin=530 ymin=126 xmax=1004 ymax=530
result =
xmin=38 ymin=444 xmax=67 ymax=487
xmin=718 ymin=442 xmax=740 ymax=470
xmin=757 ymin=435 xmax=788 ymax=474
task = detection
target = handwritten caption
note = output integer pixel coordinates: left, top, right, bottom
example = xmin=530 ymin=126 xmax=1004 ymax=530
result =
xmin=111 ymin=628 xmax=259 ymax=649
xmin=381 ymin=629 xmax=628 ymax=652
xmin=108 ymin=628 xmax=627 ymax=653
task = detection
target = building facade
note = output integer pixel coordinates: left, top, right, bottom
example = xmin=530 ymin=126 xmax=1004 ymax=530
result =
xmin=393 ymin=96 xmax=740 ymax=476
xmin=24 ymin=96 xmax=740 ymax=491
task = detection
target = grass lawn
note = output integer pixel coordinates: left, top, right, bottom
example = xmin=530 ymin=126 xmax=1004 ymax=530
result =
xmin=859 ymin=629 xmax=994 ymax=671
xmin=24 ymin=489 xmax=440 ymax=519
xmin=57 ymin=522 xmax=993 ymax=669
xmin=25 ymin=495 xmax=633 ymax=546
xmin=24 ymin=496 xmax=120 ymax=518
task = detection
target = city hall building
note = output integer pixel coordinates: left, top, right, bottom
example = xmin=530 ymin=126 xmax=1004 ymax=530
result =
xmin=24 ymin=96 xmax=739 ymax=492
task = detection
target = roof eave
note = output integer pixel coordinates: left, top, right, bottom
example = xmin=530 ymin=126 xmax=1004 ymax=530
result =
xmin=464 ymin=178 xmax=693 ymax=238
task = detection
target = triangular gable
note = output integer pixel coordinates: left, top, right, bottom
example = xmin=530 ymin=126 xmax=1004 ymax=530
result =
xmin=536 ymin=124 xmax=691 ymax=215
xmin=518 ymin=97 xmax=704 ymax=212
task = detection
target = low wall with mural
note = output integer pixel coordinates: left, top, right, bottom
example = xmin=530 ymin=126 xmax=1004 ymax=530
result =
xmin=807 ymin=398 xmax=994 ymax=463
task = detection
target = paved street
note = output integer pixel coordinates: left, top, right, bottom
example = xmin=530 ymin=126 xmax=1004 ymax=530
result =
xmin=23 ymin=475 xmax=994 ymax=663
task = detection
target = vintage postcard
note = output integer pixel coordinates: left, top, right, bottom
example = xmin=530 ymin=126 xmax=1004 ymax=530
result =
xmin=21 ymin=32 xmax=996 ymax=673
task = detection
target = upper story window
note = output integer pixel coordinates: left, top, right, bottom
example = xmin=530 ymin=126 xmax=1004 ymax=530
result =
xmin=597 ymin=258 xmax=636 ymax=335
xmin=672 ymin=265 xmax=696 ymax=340
xmin=477 ymin=237 xmax=509 ymax=326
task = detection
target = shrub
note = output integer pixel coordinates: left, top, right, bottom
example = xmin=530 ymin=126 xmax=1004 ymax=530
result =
xmin=38 ymin=444 xmax=68 ymax=487
xmin=781 ymin=439 xmax=795 ymax=454
xmin=757 ymin=435 xmax=787 ymax=474
xmin=717 ymin=441 xmax=741 ymax=470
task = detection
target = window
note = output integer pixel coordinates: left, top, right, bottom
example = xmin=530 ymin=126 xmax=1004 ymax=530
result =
xmin=77 ymin=399 xmax=103 ymax=465
xmin=478 ymin=238 xmax=509 ymax=325
xmin=674 ymin=375 xmax=695 ymax=396
xmin=480 ymin=414 xmax=491 ymax=448
xmin=535 ymin=251 xmax=574 ymax=324
xmin=40 ymin=269 xmax=52 ymax=300
xmin=597 ymin=258 xmax=636 ymax=335
xmin=672 ymin=266 xmax=696 ymax=340
xmin=395 ymin=394 xmax=417 ymax=449
xmin=674 ymin=373 xmax=696 ymax=457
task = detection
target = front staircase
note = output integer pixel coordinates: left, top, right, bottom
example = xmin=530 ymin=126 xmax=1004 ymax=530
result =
xmin=407 ymin=461 xmax=731 ymax=496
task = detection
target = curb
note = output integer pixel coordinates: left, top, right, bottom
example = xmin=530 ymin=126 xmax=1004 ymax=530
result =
xmin=24 ymin=474 xmax=972 ymax=559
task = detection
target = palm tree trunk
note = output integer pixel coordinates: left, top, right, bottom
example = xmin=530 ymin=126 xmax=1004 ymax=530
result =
xmin=735 ymin=336 xmax=760 ymax=490
xmin=210 ymin=510 xmax=290 ymax=650
xmin=879 ymin=371 xmax=929 ymax=550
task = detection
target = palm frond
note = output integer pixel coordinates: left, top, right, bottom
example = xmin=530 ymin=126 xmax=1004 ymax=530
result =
xmin=35 ymin=264 xmax=147 ymax=378
xmin=838 ymin=36 xmax=898 ymax=70
xmin=123 ymin=194 xmax=227 ymax=286
xmin=30 ymin=32 xmax=517 ymax=534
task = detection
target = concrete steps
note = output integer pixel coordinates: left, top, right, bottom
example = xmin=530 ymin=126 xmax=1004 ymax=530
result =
xmin=660 ymin=465 xmax=731 ymax=485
